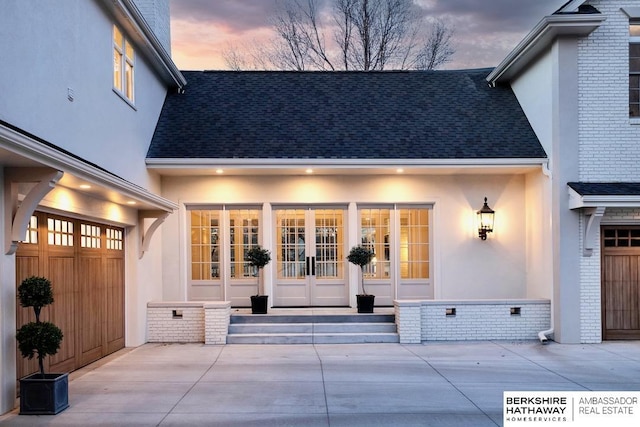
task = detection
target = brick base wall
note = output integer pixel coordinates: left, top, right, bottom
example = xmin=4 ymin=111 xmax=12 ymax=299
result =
xmin=147 ymin=301 xmax=230 ymax=344
xmin=395 ymin=299 xmax=551 ymax=342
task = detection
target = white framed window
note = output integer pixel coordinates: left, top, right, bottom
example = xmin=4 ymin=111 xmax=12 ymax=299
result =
xmin=188 ymin=208 xmax=262 ymax=282
xmin=113 ymin=25 xmax=135 ymax=103
xmin=630 ymin=21 xmax=640 ymax=117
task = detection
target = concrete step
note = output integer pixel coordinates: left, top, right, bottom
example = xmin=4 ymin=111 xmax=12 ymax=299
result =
xmin=226 ymin=313 xmax=398 ymax=344
xmin=228 ymin=322 xmax=397 ymax=335
xmin=226 ymin=332 xmax=400 ymax=344
xmin=230 ymin=313 xmax=395 ymax=324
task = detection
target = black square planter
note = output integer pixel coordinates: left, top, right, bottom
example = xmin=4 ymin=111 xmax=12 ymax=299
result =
xmin=20 ymin=372 xmax=69 ymax=415
xmin=250 ymin=295 xmax=268 ymax=314
xmin=356 ymin=294 xmax=375 ymax=313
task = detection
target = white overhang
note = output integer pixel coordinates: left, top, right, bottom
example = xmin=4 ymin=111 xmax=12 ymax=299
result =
xmin=99 ymin=0 xmax=186 ymax=89
xmin=487 ymin=13 xmax=605 ymax=85
xmin=0 ymin=123 xmax=177 ymax=213
xmin=568 ymin=187 xmax=640 ymax=210
xmin=146 ymin=157 xmax=549 ymax=176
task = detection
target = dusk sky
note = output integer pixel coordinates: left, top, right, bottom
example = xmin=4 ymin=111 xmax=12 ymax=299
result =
xmin=169 ymin=0 xmax=570 ymax=71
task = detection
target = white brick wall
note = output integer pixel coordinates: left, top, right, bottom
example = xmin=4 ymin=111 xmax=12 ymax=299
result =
xmin=578 ymin=1 xmax=640 ymax=181
xmin=132 ymin=0 xmax=171 ymax=54
xmin=394 ymin=301 xmax=421 ymax=344
xmin=205 ymin=302 xmax=231 ymax=345
xmin=395 ymin=300 xmax=550 ymax=342
xmin=575 ymin=1 xmax=640 ymax=343
xmin=147 ymin=302 xmax=231 ymax=344
xmin=147 ymin=302 xmax=205 ymax=343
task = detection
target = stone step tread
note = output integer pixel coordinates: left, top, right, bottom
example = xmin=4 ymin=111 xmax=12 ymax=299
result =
xmin=230 ymin=314 xmax=395 ymax=324
xmin=227 ymin=333 xmax=400 ymax=344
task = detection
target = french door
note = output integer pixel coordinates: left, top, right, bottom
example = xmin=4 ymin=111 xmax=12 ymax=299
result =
xmin=273 ymin=208 xmax=348 ymax=306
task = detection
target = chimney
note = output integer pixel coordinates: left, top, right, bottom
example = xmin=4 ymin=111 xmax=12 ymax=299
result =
xmin=132 ymin=0 xmax=171 ymax=55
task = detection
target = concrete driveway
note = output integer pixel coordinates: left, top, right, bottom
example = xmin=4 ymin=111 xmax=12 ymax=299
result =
xmin=1 ymin=340 xmax=639 ymax=426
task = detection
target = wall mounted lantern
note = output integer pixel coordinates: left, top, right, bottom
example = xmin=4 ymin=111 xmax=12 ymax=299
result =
xmin=477 ymin=197 xmax=495 ymax=240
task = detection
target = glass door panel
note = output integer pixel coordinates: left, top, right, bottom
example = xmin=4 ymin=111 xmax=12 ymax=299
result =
xmin=274 ymin=208 xmax=347 ymax=306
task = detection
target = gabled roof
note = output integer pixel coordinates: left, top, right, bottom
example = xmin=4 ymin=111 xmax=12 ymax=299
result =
xmin=148 ymin=69 xmax=546 ymax=163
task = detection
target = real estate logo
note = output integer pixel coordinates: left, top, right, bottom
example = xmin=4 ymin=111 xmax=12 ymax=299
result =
xmin=504 ymin=391 xmax=640 ymax=426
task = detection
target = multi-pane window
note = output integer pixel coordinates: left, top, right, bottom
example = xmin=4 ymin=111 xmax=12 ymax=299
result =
xmin=191 ymin=210 xmax=220 ymax=280
xmin=113 ymin=25 xmax=135 ymax=103
xmin=603 ymin=228 xmax=640 ymax=247
xmin=277 ymin=210 xmax=306 ymax=279
xmin=106 ymin=228 xmax=123 ymax=250
xmin=399 ymin=208 xmax=430 ymax=279
xmin=315 ymin=209 xmax=344 ymax=279
xmin=229 ymin=210 xmax=260 ymax=279
xmin=360 ymin=209 xmax=391 ymax=279
xmin=48 ymin=218 xmax=74 ymax=247
xmin=630 ymin=22 xmax=640 ymax=117
xmin=23 ymin=215 xmax=38 ymax=244
xmin=190 ymin=209 xmax=262 ymax=281
xmin=81 ymin=224 xmax=101 ymax=249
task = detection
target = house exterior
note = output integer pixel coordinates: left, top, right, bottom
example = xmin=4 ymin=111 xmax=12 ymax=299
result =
xmin=0 ymin=0 xmax=184 ymax=414
xmin=1 ymin=0 xmax=640 ymax=416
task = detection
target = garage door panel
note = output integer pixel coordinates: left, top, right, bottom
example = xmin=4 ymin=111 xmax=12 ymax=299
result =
xmin=79 ymin=256 xmax=104 ymax=365
xmin=106 ymin=257 xmax=124 ymax=352
xmin=47 ymin=256 xmax=76 ymax=373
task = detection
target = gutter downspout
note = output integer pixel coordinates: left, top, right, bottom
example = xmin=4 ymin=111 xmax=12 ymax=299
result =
xmin=538 ymin=160 xmax=553 ymax=344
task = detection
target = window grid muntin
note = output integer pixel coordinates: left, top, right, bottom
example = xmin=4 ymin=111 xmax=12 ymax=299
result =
xmin=81 ymin=224 xmax=101 ymax=249
xmin=47 ymin=218 xmax=74 ymax=247
xmin=629 ymin=22 xmax=640 ymax=117
xmin=190 ymin=210 xmax=220 ymax=280
xmin=106 ymin=228 xmax=123 ymax=251
xmin=315 ymin=209 xmax=344 ymax=280
xmin=399 ymin=208 xmax=430 ymax=279
xmin=113 ymin=25 xmax=134 ymax=103
xmin=229 ymin=209 xmax=260 ymax=279
xmin=277 ymin=210 xmax=306 ymax=279
xmin=360 ymin=208 xmax=391 ymax=279
xmin=23 ymin=215 xmax=38 ymax=244
xmin=603 ymin=228 xmax=640 ymax=247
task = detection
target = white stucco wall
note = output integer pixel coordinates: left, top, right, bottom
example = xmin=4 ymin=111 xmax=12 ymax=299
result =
xmin=159 ymin=173 xmax=545 ymax=304
xmin=0 ymin=0 xmax=166 ymax=191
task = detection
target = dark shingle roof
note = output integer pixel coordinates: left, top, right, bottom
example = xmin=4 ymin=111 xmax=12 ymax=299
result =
xmin=148 ymin=69 xmax=546 ymax=160
xmin=568 ymin=182 xmax=640 ymax=196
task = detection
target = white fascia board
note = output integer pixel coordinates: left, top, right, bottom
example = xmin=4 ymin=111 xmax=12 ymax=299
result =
xmin=100 ymin=0 xmax=186 ymax=88
xmin=568 ymin=187 xmax=640 ymax=210
xmin=0 ymin=124 xmax=177 ymax=212
xmin=146 ymin=157 xmax=548 ymax=169
xmin=487 ymin=13 xmax=605 ymax=85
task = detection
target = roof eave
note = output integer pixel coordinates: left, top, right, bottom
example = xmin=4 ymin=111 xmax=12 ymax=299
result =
xmin=1 ymin=123 xmax=178 ymax=213
xmin=568 ymin=188 xmax=640 ymax=209
xmin=487 ymin=13 xmax=605 ymax=86
xmin=100 ymin=0 xmax=186 ymax=89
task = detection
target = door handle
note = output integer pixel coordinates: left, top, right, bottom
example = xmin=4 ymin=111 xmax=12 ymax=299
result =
xmin=306 ymin=257 xmax=310 ymax=276
xmin=311 ymin=257 xmax=316 ymax=276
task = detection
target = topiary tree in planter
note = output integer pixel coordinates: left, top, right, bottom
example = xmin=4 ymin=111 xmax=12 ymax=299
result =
xmin=246 ymin=245 xmax=272 ymax=314
xmin=347 ymin=245 xmax=376 ymax=313
xmin=16 ymin=276 xmax=68 ymax=415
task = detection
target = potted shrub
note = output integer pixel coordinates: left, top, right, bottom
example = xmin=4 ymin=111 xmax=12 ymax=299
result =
xmin=246 ymin=245 xmax=271 ymax=314
xmin=15 ymin=276 xmax=68 ymax=415
xmin=347 ymin=245 xmax=376 ymax=313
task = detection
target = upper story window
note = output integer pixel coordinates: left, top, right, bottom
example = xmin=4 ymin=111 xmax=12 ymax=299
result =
xmin=629 ymin=22 xmax=640 ymax=117
xmin=113 ymin=25 xmax=135 ymax=103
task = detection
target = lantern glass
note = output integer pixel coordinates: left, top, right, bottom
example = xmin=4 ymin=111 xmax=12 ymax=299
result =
xmin=476 ymin=197 xmax=495 ymax=240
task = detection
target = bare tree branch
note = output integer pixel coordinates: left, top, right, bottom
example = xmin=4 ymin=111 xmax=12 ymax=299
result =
xmin=229 ymin=0 xmax=455 ymax=71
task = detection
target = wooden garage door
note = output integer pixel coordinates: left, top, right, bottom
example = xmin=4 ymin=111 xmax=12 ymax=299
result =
xmin=602 ymin=227 xmax=640 ymax=340
xmin=16 ymin=212 xmax=125 ymax=380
